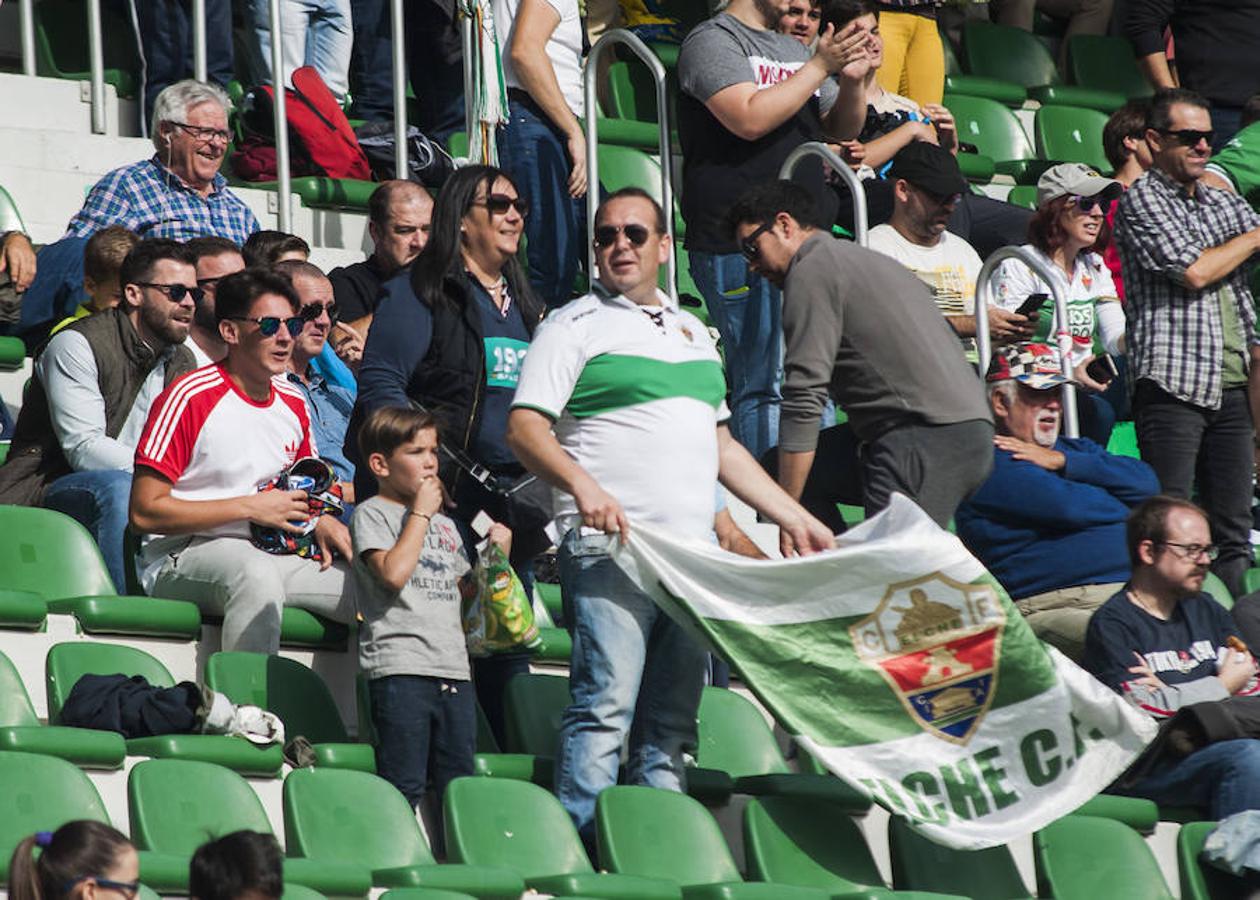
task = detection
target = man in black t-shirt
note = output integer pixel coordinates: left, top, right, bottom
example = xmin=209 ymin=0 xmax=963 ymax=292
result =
xmin=329 ymin=181 xmax=433 ymax=337
xmin=1083 ymin=496 xmax=1260 ymax=819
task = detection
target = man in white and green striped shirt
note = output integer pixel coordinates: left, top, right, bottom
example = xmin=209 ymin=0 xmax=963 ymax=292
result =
xmin=507 ymin=188 xmax=834 ymax=844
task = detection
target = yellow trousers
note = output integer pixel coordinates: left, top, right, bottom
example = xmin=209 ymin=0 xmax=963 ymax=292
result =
xmin=875 ymin=11 xmax=945 ymax=108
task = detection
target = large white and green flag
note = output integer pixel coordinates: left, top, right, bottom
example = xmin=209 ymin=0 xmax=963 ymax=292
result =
xmin=610 ymin=494 xmax=1158 ymax=849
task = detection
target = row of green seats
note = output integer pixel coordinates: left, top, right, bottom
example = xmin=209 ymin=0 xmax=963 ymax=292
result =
xmin=946 ymin=96 xmax=1111 ymax=184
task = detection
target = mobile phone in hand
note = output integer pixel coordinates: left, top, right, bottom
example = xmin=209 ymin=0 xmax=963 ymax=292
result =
xmin=1086 ymin=353 xmax=1119 ymax=384
xmin=1015 ymin=293 xmax=1049 ymax=319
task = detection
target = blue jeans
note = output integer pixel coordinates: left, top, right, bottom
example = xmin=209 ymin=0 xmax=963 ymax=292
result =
xmin=42 ymin=469 xmax=132 ymax=594
xmin=14 ymin=238 xmax=88 ymax=340
xmin=688 ymin=251 xmax=781 ymax=460
xmin=347 ymin=0 xmax=392 ymax=121
xmin=498 ymin=98 xmax=586 ymax=309
xmin=554 ymin=530 xmax=709 ymax=845
xmin=368 ymin=674 xmax=476 ymax=810
xmin=247 ymin=0 xmax=353 ymax=99
xmin=1117 ymin=738 xmax=1260 ymax=819
xmin=130 ymin=0 xmax=234 ymax=125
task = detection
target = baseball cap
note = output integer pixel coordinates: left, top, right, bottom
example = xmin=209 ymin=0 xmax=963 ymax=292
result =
xmin=986 ymin=342 xmax=1073 ymax=390
xmin=1036 ymin=163 xmax=1123 ymax=207
xmin=887 ymin=142 xmax=968 ymax=198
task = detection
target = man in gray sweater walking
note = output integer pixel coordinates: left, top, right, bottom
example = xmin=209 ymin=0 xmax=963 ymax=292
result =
xmin=726 ymin=179 xmax=994 ymax=528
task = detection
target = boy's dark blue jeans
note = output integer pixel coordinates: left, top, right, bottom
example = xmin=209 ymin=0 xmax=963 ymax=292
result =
xmin=368 ymin=674 xmax=476 ymax=810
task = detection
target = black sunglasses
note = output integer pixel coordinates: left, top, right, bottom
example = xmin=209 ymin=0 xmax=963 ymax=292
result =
xmin=478 ymin=194 xmax=530 ymax=217
xmin=1068 ymin=194 xmax=1106 ymax=213
xmin=593 ymin=223 xmax=652 ymax=248
xmin=300 ymin=301 xmax=339 ymax=323
xmin=1158 ymin=127 xmax=1214 ymax=147
xmin=227 ymin=315 xmax=305 ymax=337
xmin=134 ymin=281 xmax=204 ymax=303
xmin=740 ymin=221 xmax=776 ymax=261
xmin=63 ymin=878 xmax=140 ymax=898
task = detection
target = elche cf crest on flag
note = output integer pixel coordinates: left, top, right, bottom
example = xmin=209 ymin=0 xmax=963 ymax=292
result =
xmin=610 ymin=494 xmax=1158 ymax=850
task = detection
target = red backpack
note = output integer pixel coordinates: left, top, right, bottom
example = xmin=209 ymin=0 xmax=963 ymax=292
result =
xmin=232 ymin=65 xmax=371 ymax=182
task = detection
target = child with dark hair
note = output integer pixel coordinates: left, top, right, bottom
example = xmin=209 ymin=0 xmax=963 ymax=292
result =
xmin=8 ymin=821 xmax=138 ymax=900
xmin=189 ymin=831 xmax=282 ymax=900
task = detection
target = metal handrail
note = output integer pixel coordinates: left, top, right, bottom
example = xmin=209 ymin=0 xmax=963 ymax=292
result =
xmin=462 ymin=9 xmax=475 ymax=151
xmin=975 ymin=245 xmax=1079 ymax=438
xmin=20 ymin=0 xmax=36 ymax=76
xmin=267 ymin=0 xmax=292 ymax=230
xmin=778 ymin=141 xmax=867 ymax=246
xmin=390 ymin=0 xmax=408 ymax=179
xmin=192 ymin=0 xmax=207 ymax=83
xmin=88 ymin=0 xmax=105 ymax=133
xmin=583 ymin=29 xmax=675 ymax=300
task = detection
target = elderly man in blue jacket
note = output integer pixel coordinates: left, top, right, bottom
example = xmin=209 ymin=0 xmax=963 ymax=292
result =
xmin=956 ymin=342 xmax=1161 ymax=661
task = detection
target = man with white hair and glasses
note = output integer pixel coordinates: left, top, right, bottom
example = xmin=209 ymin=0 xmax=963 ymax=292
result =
xmin=11 ymin=81 xmax=258 ymax=340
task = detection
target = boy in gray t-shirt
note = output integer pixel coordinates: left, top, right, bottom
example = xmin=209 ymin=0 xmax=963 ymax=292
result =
xmin=350 ymin=406 xmax=511 ymax=811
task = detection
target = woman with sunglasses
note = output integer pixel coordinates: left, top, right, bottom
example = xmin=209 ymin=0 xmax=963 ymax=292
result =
xmin=350 ymin=165 xmax=545 ymax=744
xmin=992 ymin=163 xmax=1126 ymax=446
xmin=9 ymin=821 xmax=139 ymax=900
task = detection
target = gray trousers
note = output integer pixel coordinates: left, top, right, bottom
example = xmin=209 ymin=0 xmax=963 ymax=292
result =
xmin=862 ymin=418 xmax=996 ymax=528
xmin=1015 ymin=582 xmax=1121 ymax=662
xmin=152 ymin=535 xmax=354 ymax=653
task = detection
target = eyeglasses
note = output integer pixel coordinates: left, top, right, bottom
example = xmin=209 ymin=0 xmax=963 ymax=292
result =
xmin=195 ymin=275 xmax=226 ymax=291
xmin=476 ymin=194 xmax=530 ymax=217
xmin=1068 ymin=195 xmax=1106 ymax=214
xmin=299 ymin=301 xmax=339 ymax=323
xmin=134 ymin=282 xmax=204 ymax=303
xmin=169 ymin=121 xmax=231 ymax=144
xmin=1158 ymin=128 xmax=1214 ymax=148
xmin=63 ymin=878 xmax=140 ymax=899
xmin=227 ymin=315 xmax=305 ymax=337
xmin=593 ymin=223 xmax=652 ymax=248
xmin=1158 ymin=541 xmax=1220 ymax=562
xmin=740 ymin=221 xmax=776 ymax=261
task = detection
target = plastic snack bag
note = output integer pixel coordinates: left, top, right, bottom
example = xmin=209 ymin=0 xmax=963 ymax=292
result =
xmin=463 ymin=514 xmax=541 ymax=654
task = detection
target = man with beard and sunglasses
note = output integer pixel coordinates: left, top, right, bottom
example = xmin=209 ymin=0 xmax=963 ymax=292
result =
xmin=275 ymin=260 xmax=356 ymax=504
xmin=130 ymin=268 xmax=354 ymax=653
xmin=726 ymin=179 xmax=992 ymax=530
xmin=0 ymin=239 xmax=198 ymax=593
xmin=508 ymin=188 xmax=835 ymax=846
xmin=1115 ymin=88 xmax=1260 ymax=600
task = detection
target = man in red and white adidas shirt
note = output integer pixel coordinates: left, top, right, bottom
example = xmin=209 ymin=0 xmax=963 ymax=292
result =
xmin=130 ymin=268 xmax=354 ymax=653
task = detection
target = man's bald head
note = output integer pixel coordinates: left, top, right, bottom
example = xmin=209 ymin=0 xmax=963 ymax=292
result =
xmin=368 ymin=181 xmax=434 ymax=273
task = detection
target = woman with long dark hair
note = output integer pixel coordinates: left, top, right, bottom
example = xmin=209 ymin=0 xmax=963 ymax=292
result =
xmin=992 ymin=164 xmax=1126 ymax=445
xmin=347 ymin=165 xmax=546 ymax=741
xmin=9 ymin=822 xmax=137 ymax=900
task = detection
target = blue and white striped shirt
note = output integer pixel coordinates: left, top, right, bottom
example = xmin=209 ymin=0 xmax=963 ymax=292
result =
xmin=65 ymin=156 xmax=259 ymax=244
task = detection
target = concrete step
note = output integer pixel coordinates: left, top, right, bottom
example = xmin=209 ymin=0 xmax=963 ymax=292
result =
xmin=0 ymin=72 xmax=141 ymax=138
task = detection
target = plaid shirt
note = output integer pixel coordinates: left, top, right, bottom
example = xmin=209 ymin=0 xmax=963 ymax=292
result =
xmin=65 ymin=157 xmax=259 ymax=244
xmin=1115 ymin=167 xmax=1260 ymax=409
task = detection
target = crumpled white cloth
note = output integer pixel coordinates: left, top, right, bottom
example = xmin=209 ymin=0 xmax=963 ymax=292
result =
xmin=200 ymin=688 xmax=286 ymax=746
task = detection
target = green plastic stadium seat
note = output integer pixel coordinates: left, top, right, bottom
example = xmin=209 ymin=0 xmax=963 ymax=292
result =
xmin=0 ymin=186 xmax=27 ymax=235
xmin=940 ymin=34 xmax=1028 ymax=107
xmin=229 ymin=177 xmax=377 ymax=212
xmin=1034 ymin=815 xmax=1174 ymax=899
xmin=205 ymin=652 xmax=374 ymax=772
xmin=596 ymin=143 xmax=687 ymax=238
xmin=45 ymin=642 xmax=284 ymax=776
xmin=128 ymin=758 xmax=371 ymax=894
xmin=379 ymin=892 xmax=480 ymax=900
xmin=533 ymin=625 xmax=574 ymax=664
xmin=955 ymin=152 xmax=997 ymax=183
xmin=0 ymin=506 xmax=201 ymax=639
xmin=0 ymin=649 xmax=125 ymax=768
xmin=595 ymin=786 xmax=831 ymax=900
xmin=695 ymin=687 xmax=871 ymax=813
xmin=888 ymin=815 xmax=1032 ymax=899
xmin=48 ymin=595 xmax=202 ymax=639
xmin=1006 ymin=185 xmax=1038 ymax=211
xmin=0 ymin=589 xmax=47 ymax=630
xmin=503 ymin=673 xmax=570 ymax=757
xmin=1203 ymin=572 xmax=1234 ymax=609
xmin=535 ymin=582 xmax=565 ymax=626
xmin=1072 ymin=795 xmax=1160 ymax=834
xmin=0 ymin=338 xmax=21 ymax=372
xmin=1177 ymin=820 xmax=1245 ymax=900
xmin=962 ymin=22 xmax=1126 ymax=113
xmin=278 ymin=607 xmax=351 ymax=650
xmin=744 ymin=796 xmax=965 ymax=899
xmin=283 ymin=767 xmax=524 ymax=897
xmin=1243 ymin=568 xmax=1260 ymax=595
xmin=445 ymin=777 xmax=682 ymax=899
xmin=943 ymin=94 xmax=1043 ymax=184
xmin=1034 ymin=106 xmax=1112 ymax=174
xmin=0 ymin=750 xmax=111 ymax=881
xmin=606 ymin=61 xmax=664 ymax=124
xmin=1066 ymin=35 xmax=1153 ymax=100
xmin=33 ymin=0 xmax=140 ymax=98
xmin=1105 ymin=420 xmax=1139 ymax=459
